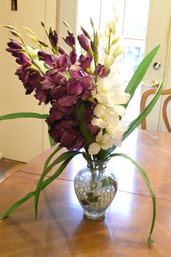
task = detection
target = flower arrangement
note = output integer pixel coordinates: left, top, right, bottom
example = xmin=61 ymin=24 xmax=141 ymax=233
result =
xmin=0 ymin=12 xmax=163 ymax=243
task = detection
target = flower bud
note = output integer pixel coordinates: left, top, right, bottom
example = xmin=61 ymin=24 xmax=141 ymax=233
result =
xmin=78 ymin=34 xmax=90 ymax=52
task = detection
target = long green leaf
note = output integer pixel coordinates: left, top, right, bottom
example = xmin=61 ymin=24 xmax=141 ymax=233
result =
xmin=43 ymin=146 xmax=61 ymax=171
xmin=0 ymin=191 xmax=35 ymax=220
xmin=48 ymin=125 xmax=55 ymax=147
xmin=123 ymin=79 xmax=164 ymax=140
xmin=125 ymin=45 xmax=160 ymax=107
xmin=1 ymin=154 xmax=77 ymax=220
xmin=0 ymin=112 xmax=55 ymax=147
xmin=107 ymin=79 xmax=163 ymax=156
xmin=0 ymin=112 xmax=48 ymax=121
xmin=34 ymin=150 xmax=80 ymax=218
xmin=110 ymin=153 xmax=156 ymax=244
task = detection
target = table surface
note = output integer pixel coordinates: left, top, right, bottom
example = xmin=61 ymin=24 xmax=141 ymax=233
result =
xmin=0 ymin=129 xmax=171 ymax=257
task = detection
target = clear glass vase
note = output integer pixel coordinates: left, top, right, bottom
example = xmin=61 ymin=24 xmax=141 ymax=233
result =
xmin=74 ymin=159 xmax=118 ymax=220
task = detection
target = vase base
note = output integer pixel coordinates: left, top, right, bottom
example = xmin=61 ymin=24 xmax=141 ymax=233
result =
xmin=83 ymin=210 xmax=105 ymax=220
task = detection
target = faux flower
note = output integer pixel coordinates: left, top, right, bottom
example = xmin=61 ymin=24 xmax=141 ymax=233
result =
xmin=0 ymin=15 xmax=163 ymax=244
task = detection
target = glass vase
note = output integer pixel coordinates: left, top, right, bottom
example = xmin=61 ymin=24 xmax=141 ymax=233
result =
xmin=74 ymin=159 xmax=118 ymax=220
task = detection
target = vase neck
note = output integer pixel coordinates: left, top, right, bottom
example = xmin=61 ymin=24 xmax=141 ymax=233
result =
xmin=87 ymin=159 xmax=107 ymax=170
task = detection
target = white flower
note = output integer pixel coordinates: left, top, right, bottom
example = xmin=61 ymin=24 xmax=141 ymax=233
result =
xmin=91 ymin=117 xmax=106 ymax=129
xmin=88 ymin=130 xmax=114 ymax=155
xmin=106 ymin=122 xmax=128 ymax=145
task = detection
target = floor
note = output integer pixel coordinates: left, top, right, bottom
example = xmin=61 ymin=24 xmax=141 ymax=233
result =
xmin=0 ymin=158 xmax=24 ymax=183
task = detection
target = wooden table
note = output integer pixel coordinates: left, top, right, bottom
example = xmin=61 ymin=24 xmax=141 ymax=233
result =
xmin=0 ymin=129 xmax=171 ymax=257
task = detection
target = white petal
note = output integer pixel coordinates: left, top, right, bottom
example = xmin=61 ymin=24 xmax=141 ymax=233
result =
xmin=96 ymin=130 xmax=103 ymax=143
xmin=94 ymin=104 xmax=107 ymax=119
xmin=113 ymin=105 xmax=125 ymax=116
xmin=88 ymin=143 xmax=101 ymax=155
xmin=101 ymin=133 xmax=110 ymax=144
xmin=92 ymin=117 xmax=106 ymax=129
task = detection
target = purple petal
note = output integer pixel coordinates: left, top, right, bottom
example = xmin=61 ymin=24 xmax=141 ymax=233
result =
xmin=70 ymin=49 xmax=77 ymax=64
xmin=68 ymin=79 xmax=83 ymax=96
xmin=16 ymin=53 xmax=30 ymax=65
xmin=78 ymin=34 xmax=90 ymax=51
xmin=64 ymin=31 xmax=75 ymax=48
xmin=97 ymin=64 xmax=110 ymax=78
xmin=79 ymin=54 xmax=92 ymax=69
xmin=49 ymin=30 xmax=58 ymax=48
xmin=38 ymin=51 xmax=54 ymax=67
xmin=58 ymin=95 xmax=77 ymax=107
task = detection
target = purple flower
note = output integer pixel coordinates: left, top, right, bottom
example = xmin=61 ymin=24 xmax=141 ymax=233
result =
xmin=78 ymin=34 xmax=90 ymax=52
xmin=79 ymin=54 xmax=92 ymax=70
xmin=6 ymin=39 xmax=22 ymax=57
xmin=49 ymin=30 xmax=58 ymax=48
xmin=69 ymin=49 xmax=77 ymax=64
xmin=68 ymin=80 xmax=83 ymax=96
xmin=64 ymin=31 xmax=75 ymax=48
xmin=57 ymin=54 xmax=71 ymax=72
xmin=84 ymin=101 xmax=99 ymax=135
xmin=16 ymin=64 xmax=43 ymax=95
xmin=38 ymin=51 xmax=55 ymax=67
xmin=46 ymin=102 xmax=85 ymax=150
xmin=68 ymin=64 xmax=84 ymax=78
xmin=48 ymin=120 xmax=85 ymax=150
xmin=58 ymin=95 xmax=77 ymax=107
xmin=16 ymin=53 xmax=30 ymax=65
xmin=97 ymin=64 xmax=110 ymax=78
xmin=45 ymin=69 xmax=66 ymax=85
xmin=76 ymin=76 xmax=94 ymax=100
xmin=67 ymin=76 xmax=94 ymax=100
xmin=58 ymin=47 xmax=66 ymax=55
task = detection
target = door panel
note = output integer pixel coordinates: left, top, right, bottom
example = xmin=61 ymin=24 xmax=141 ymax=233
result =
xmin=142 ymin=0 xmax=171 ymax=131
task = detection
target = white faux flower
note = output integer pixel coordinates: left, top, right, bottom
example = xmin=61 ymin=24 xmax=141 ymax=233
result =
xmin=106 ymin=122 xmax=128 ymax=145
xmin=88 ymin=130 xmax=114 ymax=155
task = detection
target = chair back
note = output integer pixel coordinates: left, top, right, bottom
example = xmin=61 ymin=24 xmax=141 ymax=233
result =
xmin=140 ymin=88 xmax=171 ymax=131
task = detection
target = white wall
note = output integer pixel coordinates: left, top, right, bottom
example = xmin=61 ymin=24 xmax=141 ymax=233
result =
xmin=0 ymin=0 xmax=57 ymax=162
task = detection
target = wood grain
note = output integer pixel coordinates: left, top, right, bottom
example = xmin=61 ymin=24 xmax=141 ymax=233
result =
xmin=1 ymin=129 xmax=171 ymax=256
xmin=0 ymin=171 xmax=171 ymax=257
xmin=20 ymin=130 xmax=171 ymax=200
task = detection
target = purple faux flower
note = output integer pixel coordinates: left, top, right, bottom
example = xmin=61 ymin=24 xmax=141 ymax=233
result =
xmin=6 ymin=39 xmax=22 ymax=57
xmin=79 ymin=54 xmax=92 ymax=70
xmin=97 ymin=64 xmax=110 ymax=78
xmin=49 ymin=30 xmax=58 ymax=48
xmin=16 ymin=53 xmax=30 ymax=65
xmin=64 ymin=31 xmax=75 ymax=48
xmin=69 ymin=49 xmax=77 ymax=64
xmin=16 ymin=64 xmax=43 ymax=95
xmin=78 ymin=34 xmax=90 ymax=52
xmin=38 ymin=51 xmax=55 ymax=67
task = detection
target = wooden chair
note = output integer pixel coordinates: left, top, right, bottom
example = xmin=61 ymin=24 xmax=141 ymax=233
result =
xmin=140 ymin=88 xmax=171 ymax=132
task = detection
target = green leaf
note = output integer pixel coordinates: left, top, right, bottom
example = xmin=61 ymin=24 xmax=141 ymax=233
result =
xmin=123 ymin=79 xmax=164 ymax=140
xmin=34 ymin=150 xmax=80 ymax=218
xmin=107 ymin=78 xmax=164 ymax=156
xmin=48 ymin=135 xmax=55 ymax=147
xmin=0 ymin=191 xmax=35 ymax=219
xmin=48 ymin=126 xmax=55 ymax=147
xmin=0 ymin=112 xmax=48 ymax=121
xmin=125 ymin=45 xmax=160 ymax=107
xmin=110 ymin=153 xmax=156 ymax=244
xmin=1 ymin=153 xmax=78 ymax=220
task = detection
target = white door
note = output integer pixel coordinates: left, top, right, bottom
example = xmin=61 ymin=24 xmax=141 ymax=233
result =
xmin=142 ymin=0 xmax=171 ymax=131
xmin=0 ymin=0 xmax=57 ymax=162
